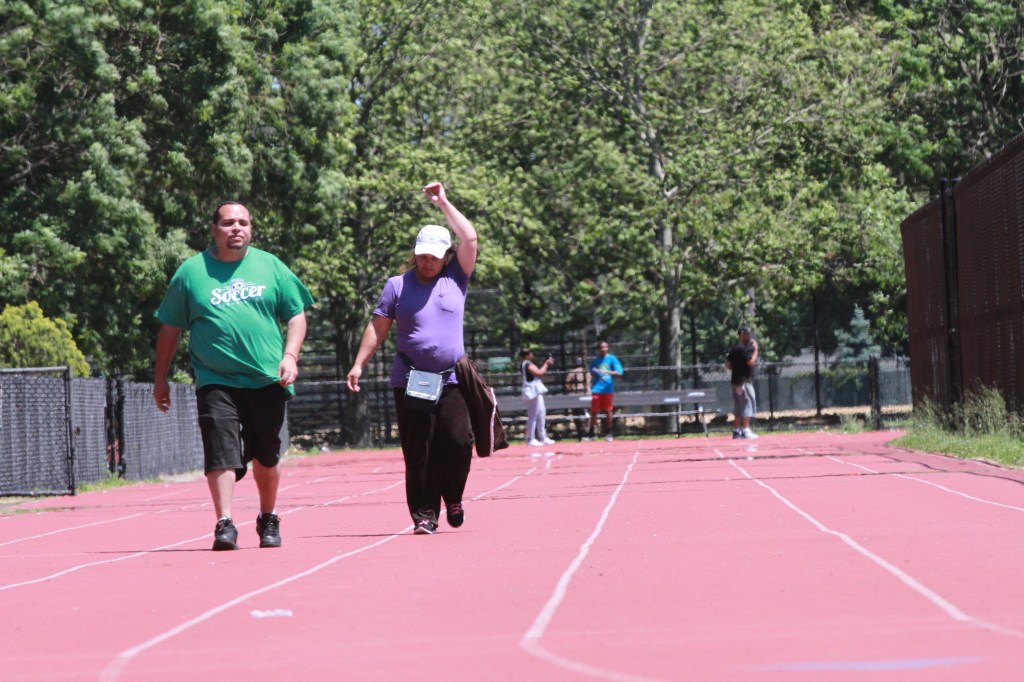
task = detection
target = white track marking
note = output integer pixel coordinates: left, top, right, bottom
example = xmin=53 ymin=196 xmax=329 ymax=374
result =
xmin=521 ymin=451 xmax=668 ymax=682
xmin=318 ymin=480 xmax=404 ymax=507
xmin=715 ymin=449 xmax=1024 ymax=640
xmin=829 ymin=456 xmax=1024 ymax=513
xmin=99 ymin=469 xmax=536 ymax=681
xmin=471 ymin=468 xmax=537 ymax=499
xmin=0 ymin=530 xmax=215 ymax=592
xmin=0 ymin=514 xmax=144 ymax=548
xmin=98 ymin=528 xmax=409 ymax=682
xmin=0 ymin=474 xmax=405 ymax=590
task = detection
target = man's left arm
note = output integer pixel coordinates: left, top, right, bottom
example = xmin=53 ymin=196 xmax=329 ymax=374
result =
xmin=748 ymin=340 xmax=759 ymax=367
xmin=278 ymin=311 xmax=307 ymax=387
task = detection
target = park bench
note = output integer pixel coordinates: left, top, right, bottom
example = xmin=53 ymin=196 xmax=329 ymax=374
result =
xmin=495 ymin=387 xmax=721 ymax=438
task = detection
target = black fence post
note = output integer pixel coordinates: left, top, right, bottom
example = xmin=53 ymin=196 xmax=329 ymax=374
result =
xmin=868 ymin=356 xmax=882 ymax=430
xmin=940 ymin=177 xmax=962 ymax=408
xmin=63 ymin=366 xmax=76 ymax=495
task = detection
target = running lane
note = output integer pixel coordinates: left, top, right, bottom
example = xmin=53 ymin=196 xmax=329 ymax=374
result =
xmin=0 ymin=433 xmax=1022 ymax=681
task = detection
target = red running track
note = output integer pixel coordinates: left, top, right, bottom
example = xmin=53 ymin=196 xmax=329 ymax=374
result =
xmin=2 ymin=431 xmax=1024 ymax=681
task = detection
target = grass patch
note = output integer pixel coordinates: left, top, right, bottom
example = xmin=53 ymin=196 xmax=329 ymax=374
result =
xmin=77 ymin=473 xmax=158 ymax=493
xmin=893 ymin=387 xmax=1024 ymax=468
xmin=894 ymin=426 xmax=1024 ymax=468
xmin=838 ymin=413 xmax=866 ymax=434
xmin=0 ymin=498 xmax=38 ymax=515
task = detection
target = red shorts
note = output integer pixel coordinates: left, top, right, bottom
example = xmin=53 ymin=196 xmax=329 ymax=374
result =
xmin=591 ymin=393 xmax=614 ymax=415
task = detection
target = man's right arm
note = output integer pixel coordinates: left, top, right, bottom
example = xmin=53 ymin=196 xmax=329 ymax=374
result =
xmin=153 ymin=324 xmax=182 ymax=412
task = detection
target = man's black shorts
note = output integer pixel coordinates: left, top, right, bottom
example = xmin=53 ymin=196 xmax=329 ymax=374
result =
xmin=196 ymin=384 xmax=286 ymax=479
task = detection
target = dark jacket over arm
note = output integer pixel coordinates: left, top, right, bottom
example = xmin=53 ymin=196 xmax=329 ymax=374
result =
xmin=456 ymin=356 xmax=509 ymax=457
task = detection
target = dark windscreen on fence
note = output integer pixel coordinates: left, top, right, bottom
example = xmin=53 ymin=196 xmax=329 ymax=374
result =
xmin=0 ymin=372 xmax=299 ymax=497
xmin=71 ymin=378 xmax=109 ymax=488
xmin=901 ymin=198 xmax=951 ymax=409
xmin=902 ymin=132 xmax=1024 ymax=412
xmin=2 ymin=360 xmax=906 ymax=495
xmin=119 ymin=381 xmax=204 ymax=481
xmin=0 ymin=369 xmax=73 ymax=496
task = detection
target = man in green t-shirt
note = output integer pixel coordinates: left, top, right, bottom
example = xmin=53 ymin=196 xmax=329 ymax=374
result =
xmin=154 ymin=201 xmax=314 ymax=551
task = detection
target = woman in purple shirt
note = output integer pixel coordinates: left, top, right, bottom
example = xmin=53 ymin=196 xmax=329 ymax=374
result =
xmin=346 ymin=182 xmax=478 ymax=535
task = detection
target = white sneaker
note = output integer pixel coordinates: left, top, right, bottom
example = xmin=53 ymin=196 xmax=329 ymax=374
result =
xmin=742 ymin=429 xmax=758 ymax=439
xmin=542 ymin=438 xmax=555 ymax=445
xmin=528 ymin=439 xmax=543 ymax=447
xmin=605 ymin=434 xmax=614 ymax=442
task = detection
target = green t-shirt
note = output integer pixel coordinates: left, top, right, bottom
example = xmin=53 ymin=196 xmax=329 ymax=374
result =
xmin=156 ymin=247 xmax=314 ymax=392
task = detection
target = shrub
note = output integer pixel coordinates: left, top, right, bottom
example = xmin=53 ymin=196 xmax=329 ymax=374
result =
xmin=915 ymin=386 xmax=1023 ymax=438
xmin=0 ymin=302 xmax=91 ymax=376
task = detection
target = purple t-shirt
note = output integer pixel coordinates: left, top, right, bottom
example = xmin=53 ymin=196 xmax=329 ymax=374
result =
xmin=373 ymin=256 xmax=470 ymax=388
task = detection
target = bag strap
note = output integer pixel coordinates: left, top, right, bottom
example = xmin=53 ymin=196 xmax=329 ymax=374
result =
xmin=398 ymin=351 xmax=456 ymax=376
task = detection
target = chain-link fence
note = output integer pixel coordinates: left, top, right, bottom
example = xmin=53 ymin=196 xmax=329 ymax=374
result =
xmin=119 ymin=381 xmax=205 ymax=481
xmin=2 ymin=356 xmax=909 ymax=496
xmin=0 ymin=368 xmax=75 ymax=495
xmin=0 ymin=370 xmax=205 ymax=496
xmin=290 ymin=356 xmax=911 ymax=448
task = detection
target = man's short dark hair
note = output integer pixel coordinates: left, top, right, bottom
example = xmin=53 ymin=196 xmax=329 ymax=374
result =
xmin=738 ymin=325 xmax=752 ymax=336
xmin=212 ymin=201 xmax=246 ymax=224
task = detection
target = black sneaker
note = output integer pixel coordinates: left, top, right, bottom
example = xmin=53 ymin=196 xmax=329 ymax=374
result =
xmin=446 ymin=503 xmax=464 ymax=528
xmin=256 ymin=513 xmax=282 ymax=548
xmin=414 ymin=519 xmax=438 ymax=535
xmin=732 ymin=429 xmax=743 ymax=439
xmin=212 ymin=517 xmax=238 ymax=551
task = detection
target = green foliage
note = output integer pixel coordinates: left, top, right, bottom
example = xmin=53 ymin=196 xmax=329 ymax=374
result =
xmin=880 ymin=0 xmax=1024 ymax=191
xmin=0 ymin=301 xmax=90 ymax=376
xmin=913 ymin=386 xmax=1024 ymax=437
xmin=899 ymin=387 xmax=1024 ymax=467
xmin=470 ymin=0 xmax=921 ymax=365
xmin=838 ymin=413 xmax=867 ymax=434
xmin=0 ymin=0 xmax=1020 ymax=380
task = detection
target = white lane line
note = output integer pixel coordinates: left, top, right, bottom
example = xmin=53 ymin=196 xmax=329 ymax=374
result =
xmin=0 ymin=514 xmax=145 ymax=548
xmin=0 ymin=531 xmax=212 ymax=592
xmin=319 ymin=480 xmax=403 ymax=506
xmin=98 ymin=527 xmax=409 ymax=682
xmin=521 ymin=451 xmax=667 ymax=682
xmin=100 ymin=468 xmax=536 ymax=682
xmin=829 ymin=456 xmax=1024 ymax=513
xmin=0 ymin=481 xmax=313 ymax=551
xmin=471 ymin=468 xmax=538 ymax=500
xmin=0 ymin=481 xmax=405 ymax=592
xmin=715 ymin=449 xmax=1024 ymax=640
xmin=278 ymin=475 xmax=334 ymax=492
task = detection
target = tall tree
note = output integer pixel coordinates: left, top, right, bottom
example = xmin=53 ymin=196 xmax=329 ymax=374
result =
xmin=0 ymin=0 xmax=190 ymax=373
xmin=479 ymin=1 xmax=915 ymax=371
xmin=880 ymin=0 xmax=1024 ymax=191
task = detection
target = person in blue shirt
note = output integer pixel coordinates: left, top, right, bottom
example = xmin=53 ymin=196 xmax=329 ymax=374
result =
xmin=584 ymin=340 xmax=624 ymax=442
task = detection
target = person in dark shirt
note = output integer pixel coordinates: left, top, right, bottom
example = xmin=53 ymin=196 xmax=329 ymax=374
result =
xmin=725 ymin=325 xmax=759 ymax=439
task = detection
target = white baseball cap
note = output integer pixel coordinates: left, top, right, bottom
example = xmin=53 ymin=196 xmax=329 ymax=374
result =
xmin=414 ymin=224 xmax=451 ymax=259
